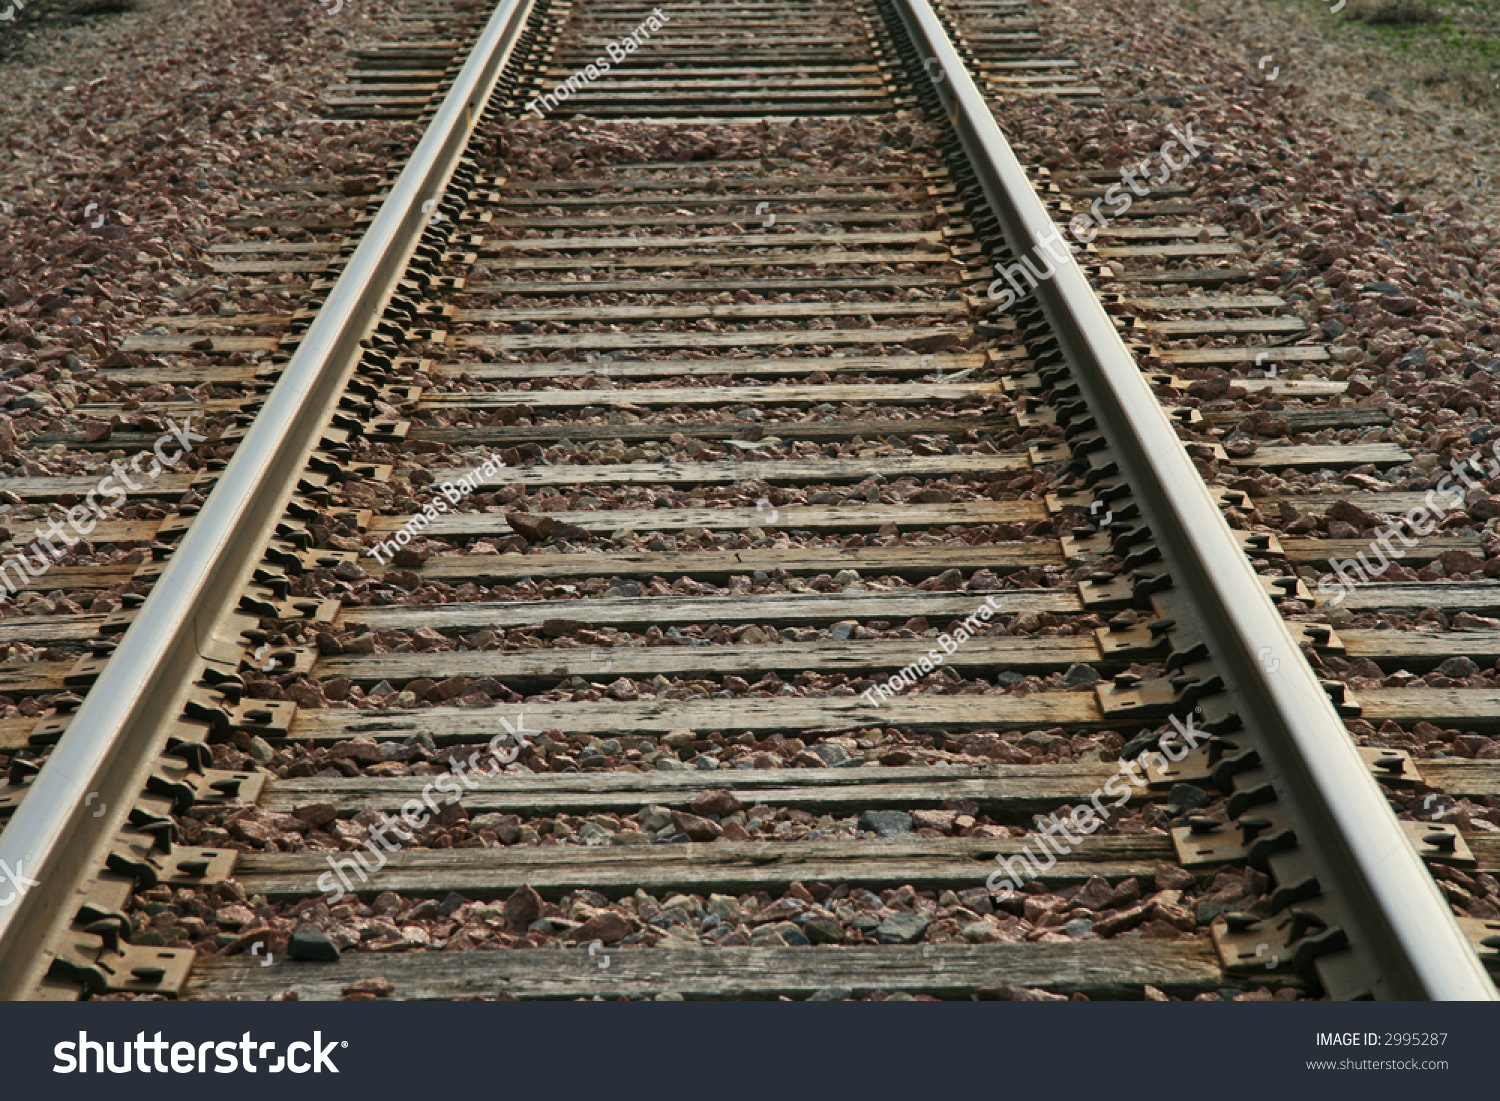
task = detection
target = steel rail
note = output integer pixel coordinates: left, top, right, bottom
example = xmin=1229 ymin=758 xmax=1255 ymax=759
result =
xmin=0 ymin=0 xmax=537 ymax=998
xmin=888 ymin=0 xmax=1496 ymax=999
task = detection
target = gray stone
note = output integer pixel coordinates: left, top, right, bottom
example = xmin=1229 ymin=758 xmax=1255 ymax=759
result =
xmin=399 ymin=729 xmax=433 ymax=751
xmin=694 ymin=756 xmax=720 ymax=770
xmin=1437 ymin=656 xmax=1480 ymax=678
xmin=962 ymin=921 xmax=995 ymax=943
xmin=638 ymin=805 xmax=673 ymax=832
xmin=648 ymin=908 xmax=693 ymax=929
xmin=1062 ymin=918 xmax=1094 ymax=937
xmin=1361 ymin=280 xmax=1402 ymax=294
xmin=809 ymin=743 xmax=850 ymax=766
xmin=1061 ymin=663 xmax=1100 ymax=686
xmin=1019 ymin=730 xmax=1068 ymax=753
xmin=1196 ymin=899 xmax=1233 ymax=925
xmin=858 ymin=810 xmax=913 ymax=838
xmin=807 ymin=986 xmax=852 ymax=1001
xmin=755 ymin=920 xmax=810 ymax=946
xmin=654 ymin=757 xmax=689 ymax=771
xmin=875 ymin=913 xmax=930 ymax=944
xmin=802 ymin=918 xmax=846 ymax=944
xmin=577 ymin=822 xmax=611 ymax=844
xmin=957 ymin=888 xmax=994 ymax=914
xmin=829 ymin=620 xmax=858 ymax=641
xmin=994 ymin=671 xmax=1026 ymax=687
xmin=288 ymin=926 xmax=340 ymax=962
xmin=1167 ymin=783 xmax=1211 ymax=812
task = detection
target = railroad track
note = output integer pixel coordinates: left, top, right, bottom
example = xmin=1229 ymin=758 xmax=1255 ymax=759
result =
xmin=0 ymin=0 xmax=1497 ymax=1002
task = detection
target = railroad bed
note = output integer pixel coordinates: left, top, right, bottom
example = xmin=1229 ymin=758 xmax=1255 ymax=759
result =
xmin=0 ymin=0 xmax=1496 ymax=1002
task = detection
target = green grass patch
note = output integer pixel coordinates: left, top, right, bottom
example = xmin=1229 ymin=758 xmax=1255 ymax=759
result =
xmin=1348 ymin=0 xmax=1443 ymax=25
xmin=1332 ymin=0 xmax=1500 ymax=107
xmin=69 ymin=0 xmax=135 ymax=13
xmin=0 ymin=0 xmax=139 ymax=64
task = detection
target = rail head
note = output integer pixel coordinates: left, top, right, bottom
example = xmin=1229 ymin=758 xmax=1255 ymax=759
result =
xmin=0 ymin=0 xmax=537 ymax=998
xmin=887 ymin=0 xmax=1496 ymax=999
